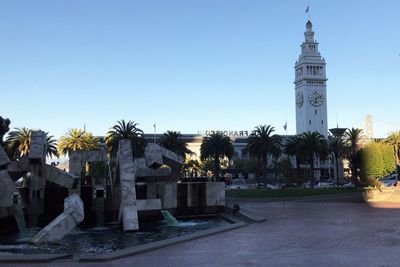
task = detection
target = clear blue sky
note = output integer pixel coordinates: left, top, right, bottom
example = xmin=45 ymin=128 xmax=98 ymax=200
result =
xmin=1 ymin=0 xmax=399 ymax=138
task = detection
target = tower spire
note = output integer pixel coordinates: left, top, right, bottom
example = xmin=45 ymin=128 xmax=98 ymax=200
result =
xmin=304 ymin=20 xmax=314 ymax=43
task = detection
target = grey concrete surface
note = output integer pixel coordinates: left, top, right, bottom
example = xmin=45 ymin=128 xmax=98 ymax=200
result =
xmin=31 ymin=194 xmax=84 ymax=243
xmin=6 ymin=191 xmax=400 ymax=266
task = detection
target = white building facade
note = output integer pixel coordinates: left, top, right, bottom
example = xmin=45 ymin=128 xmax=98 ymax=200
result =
xmin=294 ymin=20 xmax=328 ymax=137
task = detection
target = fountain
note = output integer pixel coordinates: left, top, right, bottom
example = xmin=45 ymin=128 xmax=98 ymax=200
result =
xmin=161 ymin=210 xmax=179 ymax=225
xmin=0 ymin=133 xmax=228 ymax=257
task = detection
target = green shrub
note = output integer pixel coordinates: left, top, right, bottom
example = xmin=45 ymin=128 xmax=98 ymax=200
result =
xmin=360 ymin=142 xmax=384 ymax=181
xmin=380 ymin=143 xmax=395 ymax=176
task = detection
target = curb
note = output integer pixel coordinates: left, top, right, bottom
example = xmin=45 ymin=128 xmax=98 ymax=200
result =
xmin=0 ymin=253 xmax=71 ymax=263
xmin=227 ymin=192 xmax=364 ymax=203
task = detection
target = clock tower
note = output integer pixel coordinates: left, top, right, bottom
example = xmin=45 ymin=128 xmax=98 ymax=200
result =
xmin=294 ymin=20 xmax=328 ymax=136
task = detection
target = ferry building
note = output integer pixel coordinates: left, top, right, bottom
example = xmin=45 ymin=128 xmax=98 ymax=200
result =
xmin=145 ymin=20 xmax=343 ymax=182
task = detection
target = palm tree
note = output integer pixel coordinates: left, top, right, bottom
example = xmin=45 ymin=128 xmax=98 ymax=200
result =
xmin=5 ymin=127 xmax=31 ymax=159
xmin=298 ymin=131 xmax=328 ymax=189
xmin=284 ymin=135 xmax=304 ymax=180
xmin=328 ymin=136 xmax=348 ymax=186
xmin=6 ymin=128 xmax=60 ymax=159
xmin=46 ymin=135 xmax=58 ymax=158
xmin=243 ymin=125 xmax=282 ymax=187
xmin=200 ymin=132 xmax=234 ymax=181
xmin=159 ymin=131 xmax=193 ymax=160
xmin=344 ymin=128 xmax=364 ymax=182
xmin=57 ymin=128 xmax=99 ymax=156
xmin=105 ymin=120 xmax=145 ymax=158
xmin=345 ymin=128 xmax=364 ymax=155
xmin=385 ymin=131 xmax=400 ymax=173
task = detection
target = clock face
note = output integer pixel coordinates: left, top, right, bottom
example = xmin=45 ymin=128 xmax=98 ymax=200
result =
xmin=308 ymin=90 xmax=324 ymax=107
xmin=296 ymin=92 xmax=304 ymax=108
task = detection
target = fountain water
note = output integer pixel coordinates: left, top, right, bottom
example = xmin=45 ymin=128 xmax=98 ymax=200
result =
xmin=161 ymin=210 xmax=179 ymax=225
xmin=13 ymin=203 xmax=27 ymax=234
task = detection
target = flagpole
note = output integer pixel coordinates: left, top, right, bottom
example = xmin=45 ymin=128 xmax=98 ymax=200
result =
xmin=153 ymin=123 xmax=157 ymax=143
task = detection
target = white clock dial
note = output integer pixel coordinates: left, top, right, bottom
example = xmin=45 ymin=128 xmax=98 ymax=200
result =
xmin=308 ymin=90 xmax=324 ymax=107
xmin=296 ymin=92 xmax=304 ymax=108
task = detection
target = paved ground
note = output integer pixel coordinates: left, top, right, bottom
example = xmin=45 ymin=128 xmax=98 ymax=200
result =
xmin=6 ymin=190 xmax=400 ymax=267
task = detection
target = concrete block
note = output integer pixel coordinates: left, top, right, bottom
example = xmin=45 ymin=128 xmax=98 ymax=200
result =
xmin=122 ymin=205 xmax=138 ymax=231
xmin=137 ymin=199 xmax=161 ymax=211
xmin=134 ymin=158 xmax=171 ymax=177
xmin=118 ymin=139 xmax=139 ymax=231
xmin=157 ymin=182 xmax=177 ymax=209
xmin=0 ymin=146 xmax=10 ymax=168
xmin=41 ymin=164 xmax=77 ymax=189
xmin=187 ymin=183 xmax=205 ymax=208
xmin=31 ymin=194 xmax=84 ymax=243
xmin=0 ymin=170 xmax=17 ymax=207
xmin=69 ymin=150 xmax=107 ymax=177
xmin=121 ymin=180 xmax=137 ymax=206
xmin=118 ymin=140 xmax=135 ymax=182
xmin=7 ymin=161 xmax=24 ymax=174
xmin=145 ymin=144 xmax=164 ymax=169
xmin=145 ymin=144 xmax=183 ymax=169
xmin=68 ymin=151 xmax=82 ymax=176
xmin=146 ymin=183 xmax=158 ymax=199
xmin=28 ymin=131 xmax=47 ymax=162
xmin=206 ymin=182 xmax=225 ymax=206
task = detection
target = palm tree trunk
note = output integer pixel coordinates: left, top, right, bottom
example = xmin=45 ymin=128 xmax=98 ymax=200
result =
xmin=214 ymin=156 xmax=220 ymax=182
xmin=257 ymin=157 xmax=261 ymax=188
xmin=263 ymin=155 xmax=268 ymax=187
xmin=295 ymin=156 xmax=301 ymax=180
xmin=335 ymin=153 xmax=340 ymax=186
xmin=310 ymin=155 xmax=315 ymax=189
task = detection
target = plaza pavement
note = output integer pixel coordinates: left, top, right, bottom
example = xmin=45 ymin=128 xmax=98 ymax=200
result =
xmin=6 ymin=189 xmax=400 ymax=267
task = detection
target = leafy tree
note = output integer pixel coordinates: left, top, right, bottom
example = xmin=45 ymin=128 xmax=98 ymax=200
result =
xmin=200 ymin=132 xmax=234 ymax=181
xmin=385 ymin=131 xmax=400 ymax=173
xmin=57 ymin=128 xmax=99 ymax=156
xmin=328 ymin=136 xmax=348 ymax=186
xmin=360 ymin=142 xmax=384 ymax=181
xmin=243 ymin=125 xmax=282 ymax=187
xmin=0 ymin=116 xmax=10 ymax=146
xmin=298 ymin=131 xmax=328 ymax=189
xmin=105 ymin=120 xmax=145 ymax=158
xmin=344 ymin=128 xmax=364 ymax=182
xmin=182 ymin=159 xmax=201 ymax=177
xmin=159 ymin=131 xmax=193 ymax=160
xmin=379 ymin=142 xmax=395 ymax=176
xmin=232 ymin=158 xmax=259 ymax=175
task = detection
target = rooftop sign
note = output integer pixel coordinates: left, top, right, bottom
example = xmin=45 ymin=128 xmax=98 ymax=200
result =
xmin=202 ymin=130 xmax=251 ymax=137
